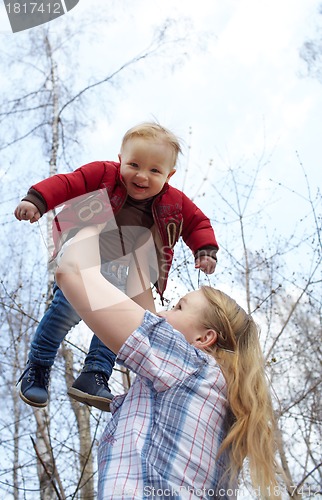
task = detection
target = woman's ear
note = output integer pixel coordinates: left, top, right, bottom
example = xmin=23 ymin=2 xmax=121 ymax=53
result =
xmin=194 ymin=329 xmax=217 ymax=349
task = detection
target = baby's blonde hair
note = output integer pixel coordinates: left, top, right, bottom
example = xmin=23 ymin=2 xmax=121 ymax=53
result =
xmin=121 ymin=122 xmax=182 ymax=168
xmin=200 ymin=286 xmax=281 ymax=498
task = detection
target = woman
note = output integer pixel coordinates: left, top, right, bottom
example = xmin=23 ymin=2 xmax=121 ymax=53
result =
xmin=56 ymin=225 xmax=281 ymax=499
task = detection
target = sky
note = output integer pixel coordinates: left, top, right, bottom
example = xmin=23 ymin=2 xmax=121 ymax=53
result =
xmin=67 ymin=0 xmax=322 ymax=237
xmin=73 ymin=0 xmax=322 ymax=183
xmin=1 ymin=0 xmax=321 ymax=200
xmin=1 ymin=0 xmax=321 ymax=284
xmin=0 ymin=4 xmax=320 ymax=496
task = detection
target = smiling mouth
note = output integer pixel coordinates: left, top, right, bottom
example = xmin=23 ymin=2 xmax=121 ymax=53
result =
xmin=133 ymin=183 xmax=148 ymax=189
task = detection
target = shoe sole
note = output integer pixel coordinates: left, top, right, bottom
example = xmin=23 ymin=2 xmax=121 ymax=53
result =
xmin=67 ymin=387 xmax=112 ymax=412
xmin=19 ymin=389 xmax=48 ymax=408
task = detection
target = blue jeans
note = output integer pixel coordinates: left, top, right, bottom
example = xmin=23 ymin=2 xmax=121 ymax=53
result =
xmin=29 ymin=262 xmax=128 ymax=377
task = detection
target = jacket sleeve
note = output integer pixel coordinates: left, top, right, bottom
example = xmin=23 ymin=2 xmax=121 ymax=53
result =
xmin=23 ymin=188 xmax=47 ymax=215
xmin=25 ymin=161 xmax=115 ymax=214
xmin=180 ymin=192 xmax=219 ymax=256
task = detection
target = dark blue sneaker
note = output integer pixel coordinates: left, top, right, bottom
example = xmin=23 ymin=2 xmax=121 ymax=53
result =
xmin=18 ymin=361 xmax=51 ymax=408
xmin=68 ymin=371 xmax=114 ymax=412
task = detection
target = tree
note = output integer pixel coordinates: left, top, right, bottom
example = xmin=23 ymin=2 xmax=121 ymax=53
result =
xmin=2 ymin=4 xmax=321 ymax=498
xmin=300 ymin=3 xmax=322 ymax=82
xmin=168 ymin=145 xmax=322 ymax=498
xmin=0 ymin=6 xmax=196 ymax=497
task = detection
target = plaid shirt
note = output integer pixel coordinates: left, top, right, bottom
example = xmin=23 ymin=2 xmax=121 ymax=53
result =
xmin=98 ymin=311 xmax=235 ymax=500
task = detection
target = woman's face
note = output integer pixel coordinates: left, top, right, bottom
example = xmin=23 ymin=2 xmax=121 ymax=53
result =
xmin=158 ymin=290 xmax=211 ymax=345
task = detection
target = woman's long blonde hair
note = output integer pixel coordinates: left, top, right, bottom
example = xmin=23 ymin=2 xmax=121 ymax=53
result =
xmin=201 ymin=286 xmax=281 ymax=498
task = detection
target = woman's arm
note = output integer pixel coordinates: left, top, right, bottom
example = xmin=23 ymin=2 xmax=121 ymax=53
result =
xmin=126 ymin=230 xmax=157 ymax=314
xmin=55 ymin=225 xmax=145 ymax=354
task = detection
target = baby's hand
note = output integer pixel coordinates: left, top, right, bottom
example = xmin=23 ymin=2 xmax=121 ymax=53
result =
xmin=14 ymin=201 xmax=40 ymax=223
xmin=195 ymin=255 xmax=217 ymax=275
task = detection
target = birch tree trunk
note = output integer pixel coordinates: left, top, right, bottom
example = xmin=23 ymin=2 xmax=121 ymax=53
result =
xmin=33 ymin=32 xmax=95 ymax=499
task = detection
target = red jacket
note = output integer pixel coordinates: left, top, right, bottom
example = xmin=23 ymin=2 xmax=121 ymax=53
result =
xmin=25 ymin=161 xmax=219 ymax=296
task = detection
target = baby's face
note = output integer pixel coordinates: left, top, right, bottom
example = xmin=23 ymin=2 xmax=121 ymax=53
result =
xmin=119 ymin=137 xmax=175 ymax=200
